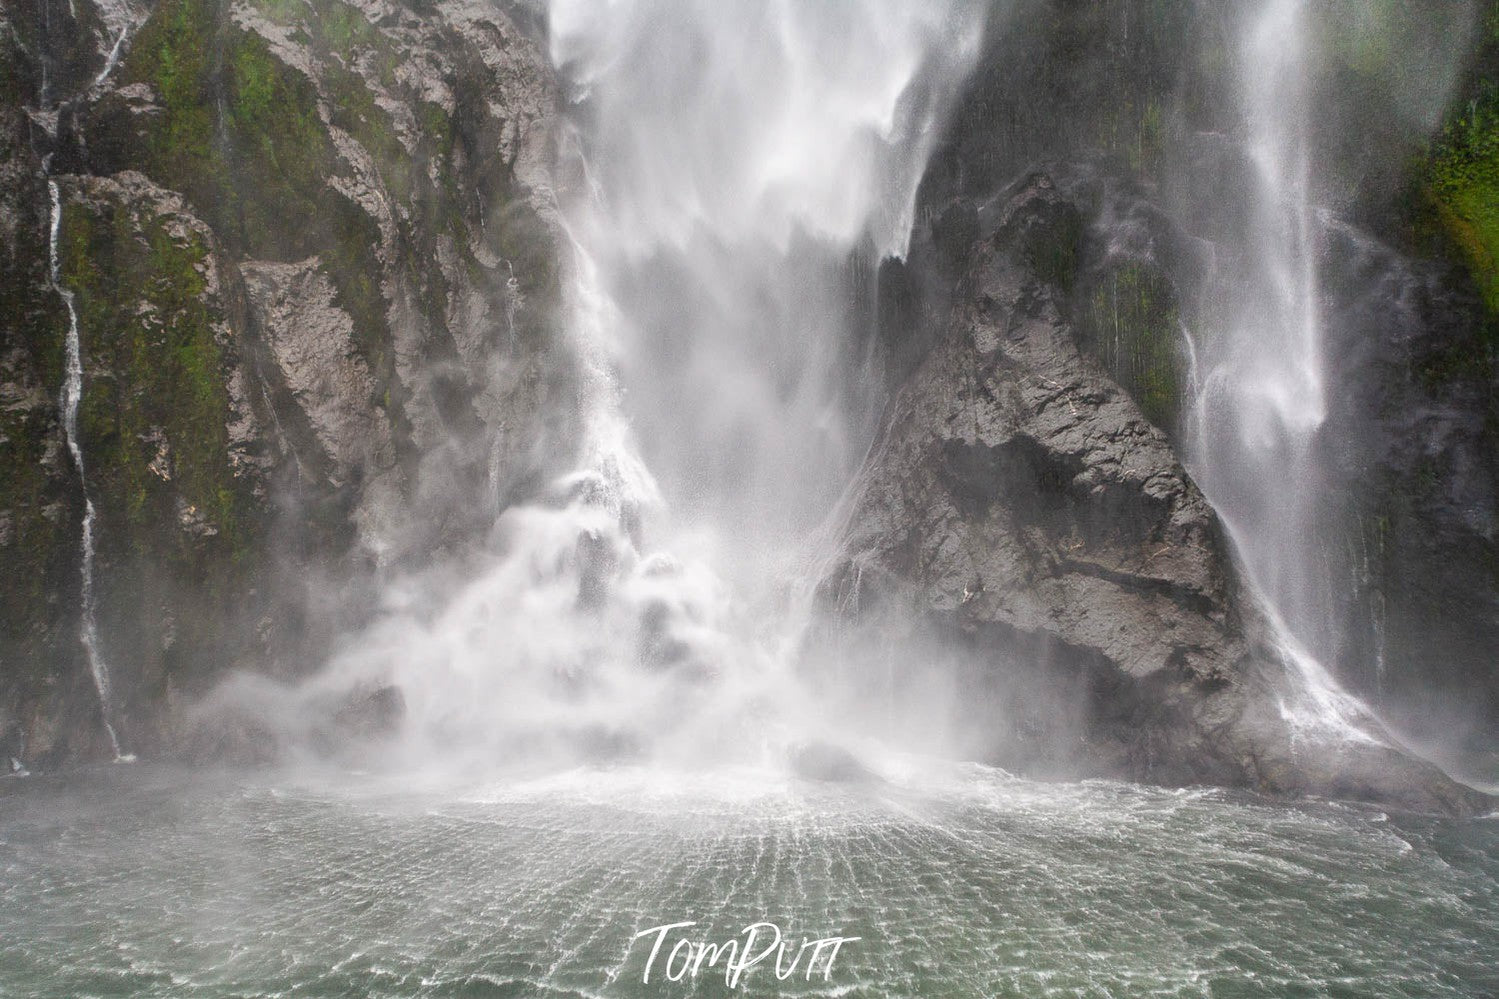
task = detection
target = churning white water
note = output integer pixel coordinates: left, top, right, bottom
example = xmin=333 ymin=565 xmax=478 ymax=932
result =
xmin=48 ymin=179 xmax=128 ymax=762
xmin=303 ymin=0 xmax=988 ymax=770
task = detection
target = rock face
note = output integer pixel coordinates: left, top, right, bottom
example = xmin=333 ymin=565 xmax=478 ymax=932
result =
xmin=1314 ymin=224 xmax=1499 ymax=759
xmin=827 ymin=173 xmax=1244 ymax=781
xmin=0 ymin=0 xmax=1493 ymax=816
xmin=0 ymin=0 xmax=574 ymax=766
xmin=818 ymin=168 xmax=1492 ymax=816
xmin=807 ymin=0 xmax=1499 ymax=811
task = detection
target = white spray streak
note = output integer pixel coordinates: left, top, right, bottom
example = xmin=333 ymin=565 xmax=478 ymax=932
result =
xmin=1185 ymin=0 xmax=1367 ymax=741
xmin=89 ymin=0 xmax=153 ymax=90
xmin=49 ymin=179 xmax=130 ymax=762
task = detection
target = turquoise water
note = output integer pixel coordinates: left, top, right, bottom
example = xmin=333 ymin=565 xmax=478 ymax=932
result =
xmin=1 ymin=762 xmax=1495 ymax=997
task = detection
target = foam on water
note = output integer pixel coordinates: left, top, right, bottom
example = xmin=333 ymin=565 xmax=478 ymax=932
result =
xmin=0 ymin=765 xmax=1494 ymax=997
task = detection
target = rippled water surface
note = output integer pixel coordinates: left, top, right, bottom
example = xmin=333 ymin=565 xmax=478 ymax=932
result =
xmin=1 ymin=763 xmax=1495 ymax=997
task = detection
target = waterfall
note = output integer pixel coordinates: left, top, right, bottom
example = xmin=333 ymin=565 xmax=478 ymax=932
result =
xmin=1183 ymin=0 xmax=1375 ymax=741
xmin=35 ymin=0 xmax=146 ymax=764
xmin=48 ymin=180 xmax=129 ymax=762
xmin=315 ymin=0 xmax=988 ymax=771
xmin=89 ymin=0 xmax=144 ymax=88
xmin=549 ymin=0 xmax=988 ymax=561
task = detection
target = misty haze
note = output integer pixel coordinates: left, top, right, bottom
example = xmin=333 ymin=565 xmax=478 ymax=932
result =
xmin=1 ymin=0 xmax=1497 ymax=996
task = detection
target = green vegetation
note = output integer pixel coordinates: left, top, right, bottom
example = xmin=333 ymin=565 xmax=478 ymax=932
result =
xmin=114 ymin=0 xmax=401 ymax=405
xmin=0 ymin=97 xmax=72 ymax=684
xmin=1413 ymin=3 xmax=1499 ymax=324
xmin=0 ymin=0 xmax=562 ymax=716
xmin=1078 ymin=263 xmax=1183 ymax=430
xmin=1021 ymin=201 xmax=1085 ymax=295
xmin=103 ymin=0 xmax=563 ymax=404
xmin=49 ymin=185 xmax=273 ymax=705
xmin=59 ymin=193 xmax=255 ymax=567
xmin=0 ymin=282 xmax=72 ymax=686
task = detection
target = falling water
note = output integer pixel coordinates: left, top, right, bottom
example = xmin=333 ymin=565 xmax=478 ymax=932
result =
xmin=89 ymin=0 xmax=143 ymax=85
xmin=301 ymin=0 xmax=988 ymax=771
xmin=6 ymin=6 xmax=1499 ymax=996
xmin=31 ymin=0 xmax=158 ymax=764
xmin=549 ymin=0 xmax=988 ymax=564
xmin=48 ymin=179 xmax=128 ymax=762
xmin=1184 ymin=0 xmax=1372 ymax=741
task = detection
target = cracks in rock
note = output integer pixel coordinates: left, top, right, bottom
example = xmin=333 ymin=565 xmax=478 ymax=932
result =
xmin=1055 ymin=555 xmax=1219 ymax=618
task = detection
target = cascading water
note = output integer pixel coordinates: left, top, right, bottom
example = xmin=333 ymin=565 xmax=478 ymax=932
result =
xmin=303 ymin=0 xmax=989 ymax=773
xmin=549 ymin=0 xmax=988 ymax=564
xmin=88 ymin=0 xmax=141 ymax=86
xmin=6 ymin=5 xmax=1499 ymax=997
xmin=48 ymin=179 xmax=128 ymax=762
xmin=1184 ymin=0 xmax=1377 ymax=742
xmin=33 ymin=0 xmax=147 ymax=765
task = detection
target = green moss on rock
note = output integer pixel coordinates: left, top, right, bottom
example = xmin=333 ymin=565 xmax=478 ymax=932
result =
xmin=1408 ymin=3 xmax=1499 ymax=327
xmin=48 ymin=179 xmax=276 ymax=721
xmin=59 ymin=190 xmax=257 ymax=566
xmin=108 ymin=0 xmax=404 ymax=412
xmin=1077 ymin=263 xmax=1183 ymax=430
xmin=1427 ymin=128 xmax=1499 ymax=320
xmin=0 ymin=114 xmax=74 ymax=695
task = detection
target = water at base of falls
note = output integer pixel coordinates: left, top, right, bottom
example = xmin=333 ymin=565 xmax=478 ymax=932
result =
xmin=0 ymin=761 xmax=1494 ymax=997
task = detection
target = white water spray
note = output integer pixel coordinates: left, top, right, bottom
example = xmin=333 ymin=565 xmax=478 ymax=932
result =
xmin=48 ymin=180 xmax=129 ymax=762
xmin=1184 ymin=0 xmax=1371 ymax=741
xmin=550 ymin=0 xmax=987 ymax=562
xmin=308 ymin=0 xmax=988 ymax=772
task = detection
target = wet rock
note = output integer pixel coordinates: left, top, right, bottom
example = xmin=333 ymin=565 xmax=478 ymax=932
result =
xmin=0 ymin=0 xmax=574 ymax=767
xmin=823 ymin=168 xmax=1489 ymax=815
xmin=836 ymin=171 xmax=1241 ymax=697
xmin=241 ymin=258 xmax=399 ymax=506
xmin=788 ymin=741 xmax=881 ymax=784
xmin=1311 ymin=222 xmax=1499 ymax=757
xmin=333 ymin=684 xmax=406 ymax=741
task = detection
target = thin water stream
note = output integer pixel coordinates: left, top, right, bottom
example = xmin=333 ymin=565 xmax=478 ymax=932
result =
xmin=47 ymin=178 xmax=127 ymax=763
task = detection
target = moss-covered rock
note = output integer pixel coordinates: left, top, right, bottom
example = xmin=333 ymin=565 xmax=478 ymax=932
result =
xmin=84 ymin=0 xmax=565 ymax=475
xmin=1076 ymin=262 xmax=1182 ymax=431
xmin=1407 ymin=4 xmax=1499 ymax=325
xmin=0 ymin=0 xmax=569 ymax=765
xmin=921 ymin=0 xmax=1227 ymax=210
xmin=0 ymin=7 xmax=91 ymax=764
xmin=48 ymin=172 xmax=274 ymax=752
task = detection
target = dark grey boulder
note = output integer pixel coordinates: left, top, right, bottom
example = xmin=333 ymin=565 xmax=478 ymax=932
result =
xmin=815 ymin=170 xmax=1492 ymax=817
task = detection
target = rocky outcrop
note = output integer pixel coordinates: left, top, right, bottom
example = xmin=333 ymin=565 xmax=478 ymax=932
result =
xmin=813 ymin=0 xmax=1499 ymax=810
xmin=0 ymin=0 xmax=574 ymax=767
xmin=0 ymin=3 xmax=80 ymax=763
xmin=241 ymin=258 xmax=398 ymax=494
xmin=818 ymin=169 xmax=1491 ymax=815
